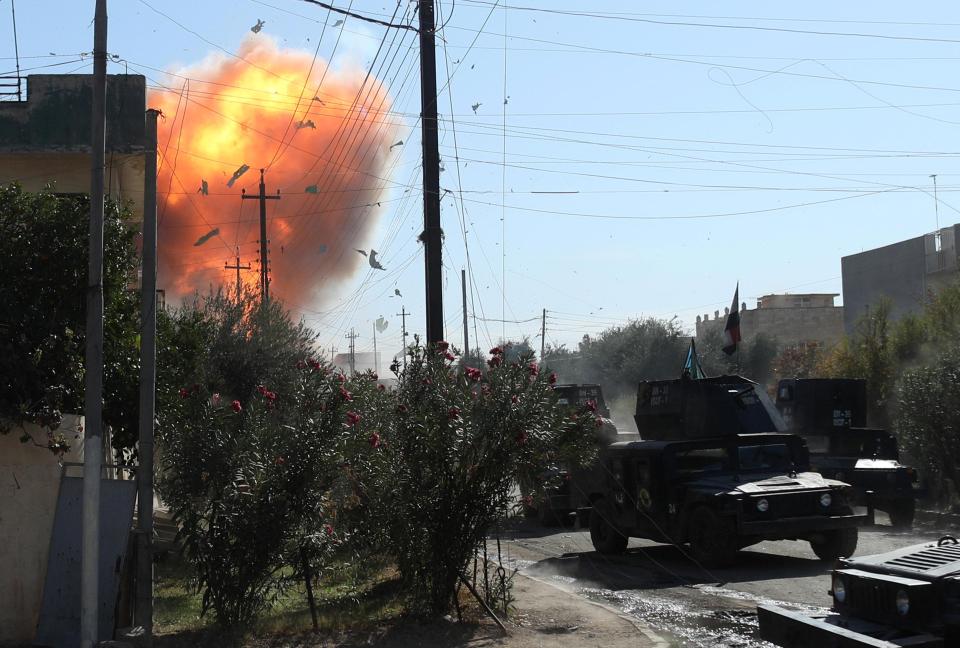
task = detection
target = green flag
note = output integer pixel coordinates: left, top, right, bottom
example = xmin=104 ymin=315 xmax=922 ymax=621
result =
xmin=682 ymin=338 xmax=706 ymax=379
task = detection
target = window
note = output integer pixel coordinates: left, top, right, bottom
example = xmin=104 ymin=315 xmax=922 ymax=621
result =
xmin=674 ymin=447 xmax=729 ymax=475
xmin=738 ymin=444 xmax=793 ymax=471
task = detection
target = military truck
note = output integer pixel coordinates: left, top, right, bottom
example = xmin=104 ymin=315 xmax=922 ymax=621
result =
xmin=527 ymin=384 xmax=618 ymax=526
xmin=759 ymin=536 xmax=960 ymax=647
xmin=579 ymin=376 xmax=871 ymax=566
xmin=776 ymin=378 xmax=918 ymax=527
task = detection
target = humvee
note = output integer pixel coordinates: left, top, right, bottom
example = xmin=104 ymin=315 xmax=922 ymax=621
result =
xmin=577 ymin=376 xmax=871 ymax=566
xmin=776 ymin=378 xmax=918 ymax=527
xmin=759 ymin=536 xmax=960 ymax=647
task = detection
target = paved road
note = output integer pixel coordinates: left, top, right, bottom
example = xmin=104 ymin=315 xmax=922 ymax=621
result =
xmin=491 ymin=513 xmax=952 ymax=647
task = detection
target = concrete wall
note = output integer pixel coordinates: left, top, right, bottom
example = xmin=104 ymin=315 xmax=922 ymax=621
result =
xmin=0 ymin=417 xmax=84 ymax=643
xmin=696 ymin=305 xmax=845 ymax=348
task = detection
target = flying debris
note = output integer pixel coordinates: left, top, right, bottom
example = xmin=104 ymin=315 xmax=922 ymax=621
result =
xmin=471 ymin=102 xmax=482 ymax=114
xmin=296 ymin=119 xmax=316 ymax=129
xmin=376 ymin=316 xmax=389 ymax=333
xmin=198 ymin=179 xmax=209 ymax=195
xmin=393 ymin=288 xmax=402 ymax=298
xmin=504 ymin=95 xmax=510 ymax=105
xmin=470 ymin=64 xmax=475 ymax=69
xmin=355 ymin=249 xmax=368 ymax=257
xmin=333 ymin=19 xmax=343 ymax=26
xmin=305 ymin=184 xmax=318 ymax=194
xmin=226 ymin=164 xmax=250 ymax=188
xmin=251 ymin=19 xmax=266 ymax=33
xmin=193 ymin=228 xmax=220 ymax=246
xmin=318 ymin=244 xmax=328 ymax=254
xmin=389 ymin=140 xmax=403 ymax=150
xmin=369 ymin=250 xmax=385 ymax=270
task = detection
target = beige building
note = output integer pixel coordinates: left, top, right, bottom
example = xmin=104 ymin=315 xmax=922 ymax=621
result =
xmin=695 ymin=293 xmax=845 ymax=349
xmin=0 ymin=74 xmax=147 ymax=220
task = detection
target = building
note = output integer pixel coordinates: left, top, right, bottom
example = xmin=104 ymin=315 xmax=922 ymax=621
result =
xmin=841 ymin=224 xmax=960 ymax=332
xmin=0 ymin=74 xmax=147 ymax=219
xmin=695 ymin=293 xmax=844 ymax=349
xmin=332 ymin=351 xmax=382 ymax=375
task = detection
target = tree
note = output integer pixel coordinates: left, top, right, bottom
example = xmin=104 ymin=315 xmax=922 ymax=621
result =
xmin=772 ymin=343 xmax=824 ymax=382
xmin=0 ymin=183 xmax=140 ymax=450
xmin=697 ymin=328 xmax=779 ymax=385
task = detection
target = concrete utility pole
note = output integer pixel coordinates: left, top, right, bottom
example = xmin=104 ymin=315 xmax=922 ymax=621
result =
xmin=372 ymin=322 xmax=379 ymax=376
xmin=345 ymin=328 xmax=357 ymax=375
xmin=81 ymin=1 xmax=107 ymax=646
xmin=418 ymin=0 xmax=443 ymax=343
xmin=396 ymin=307 xmax=409 ymax=369
xmin=241 ymin=169 xmax=280 ymax=304
xmin=540 ymin=308 xmax=546 ymax=360
xmin=461 ymin=269 xmax=469 ymax=356
xmin=135 ymin=108 xmax=159 ymax=645
xmin=224 ymin=249 xmax=251 ymax=298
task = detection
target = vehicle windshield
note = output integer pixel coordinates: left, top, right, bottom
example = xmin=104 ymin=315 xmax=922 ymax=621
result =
xmin=737 ymin=443 xmax=794 ymax=472
xmin=831 ymin=432 xmax=897 ymax=459
xmin=673 ymin=447 xmax=730 ymax=475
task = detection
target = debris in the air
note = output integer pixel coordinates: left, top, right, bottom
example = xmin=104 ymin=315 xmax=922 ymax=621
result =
xmin=389 ymin=140 xmax=403 ymax=150
xmin=226 ymin=164 xmax=250 ymax=188
xmin=305 ymin=184 xmax=318 ymax=194
xmin=193 ymin=228 xmax=219 ymax=246
xmin=296 ymin=119 xmax=316 ymax=129
xmin=198 ymin=179 xmax=209 ymax=195
xmin=312 ymin=96 xmax=325 ymax=104
xmin=376 ymin=316 xmax=389 ymax=333
xmin=333 ymin=19 xmax=343 ymax=26
xmin=355 ymin=249 xmax=368 ymax=257
xmin=504 ymin=95 xmax=510 ymax=105
xmin=251 ymin=19 xmax=265 ymax=34
xmin=471 ymin=102 xmax=481 ymax=114
xmin=471 ymin=64 xmax=475 ymax=69
xmin=369 ymin=250 xmax=385 ymax=270
xmin=318 ymin=244 xmax=328 ymax=254
xmin=393 ymin=288 xmax=402 ymax=297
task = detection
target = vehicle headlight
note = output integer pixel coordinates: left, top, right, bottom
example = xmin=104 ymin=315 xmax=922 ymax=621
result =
xmin=756 ymin=498 xmax=769 ymax=513
xmin=820 ymin=493 xmax=833 ymax=508
xmin=832 ymin=574 xmax=846 ymax=603
xmin=896 ymin=589 xmax=910 ymax=616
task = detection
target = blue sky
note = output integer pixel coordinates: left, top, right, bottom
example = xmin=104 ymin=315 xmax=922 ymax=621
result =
xmin=5 ymin=1 xmax=960 ymax=360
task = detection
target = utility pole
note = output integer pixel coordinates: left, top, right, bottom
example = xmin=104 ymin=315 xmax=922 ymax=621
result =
xmin=461 ymin=269 xmax=469 ymax=356
xmin=224 ymin=249 xmax=251 ymax=298
xmin=241 ymin=169 xmax=280 ymax=304
xmin=372 ymin=322 xmax=378 ymax=376
xmin=134 ymin=108 xmax=159 ymax=645
xmin=345 ymin=328 xmax=358 ymax=375
xmin=396 ymin=307 xmax=409 ymax=369
xmin=931 ymin=173 xmax=941 ymax=232
xmin=419 ymin=0 xmax=443 ymax=344
xmin=540 ymin=308 xmax=546 ymax=361
xmin=81 ymin=1 xmax=107 ymax=646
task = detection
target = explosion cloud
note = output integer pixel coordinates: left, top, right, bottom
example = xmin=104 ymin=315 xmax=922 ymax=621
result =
xmin=150 ymin=36 xmax=398 ymax=307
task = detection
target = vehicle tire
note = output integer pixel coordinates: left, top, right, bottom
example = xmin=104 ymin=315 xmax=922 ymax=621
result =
xmin=538 ymin=502 xmax=560 ymax=527
xmin=589 ymin=500 xmax=628 ymax=554
xmin=686 ymin=506 xmax=738 ymax=568
xmin=810 ymin=527 xmax=858 ymax=561
xmin=887 ymin=498 xmax=916 ymax=529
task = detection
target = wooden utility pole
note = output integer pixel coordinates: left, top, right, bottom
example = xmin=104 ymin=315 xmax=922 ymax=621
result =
xmin=224 ymin=250 xmax=251 ymax=298
xmin=241 ymin=169 xmax=280 ymax=303
xmin=81 ymin=1 xmax=107 ymax=646
xmin=540 ymin=308 xmax=546 ymax=360
xmin=461 ymin=269 xmax=469 ymax=356
xmin=134 ymin=108 xmax=160 ymax=646
xmin=419 ymin=0 xmax=443 ymax=343
xmin=396 ymin=307 xmax=409 ymax=368
xmin=345 ymin=328 xmax=358 ymax=375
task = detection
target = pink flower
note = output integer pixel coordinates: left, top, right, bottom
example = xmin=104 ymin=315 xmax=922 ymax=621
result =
xmin=487 ymin=356 xmax=502 ymax=368
xmin=489 ymin=346 xmax=503 ymax=356
xmin=257 ymin=385 xmax=267 ymax=396
xmin=346 ymin=411 xmax=362 ymax=426
xmin=178 ymin=387 xmax=190 ymax=399
xmin=336 ymin=373 xmax=346 ymax=383
xmin=437 ymin=340 xmax=450 ymax=352
xmin=369 ymin=431 xmax=381 ymax=448
xmin=444 ymin=352 xmax=456 ymax=362
xmin=231 ymin=400 xmax=242 ymax=413
xmin=377 ymin=383 xmax=386 ymax=391
xmin=595 ymin=416 xmax=604 ymax=428
xmin=447 ymin=407 xmax=461 ymax=420
xmin=308 ymin=359 xmax=321 ymax=370
xmin=340 ymin=386 xmax=353 ymax=401
xmin=324 ymin=524 xmax=334 ymax=537
xmin=511 ymin=394 xmax=519 ymax=404
xmin=515 ymin=431 xmax=528 ymax=446
xmin=465 ymin=366 xmax=482 ymax=381
xmin=548 ymin=372 xmax=558 ymax=385
xmin=528 ymin=362 xmax=540 ymax=377
xmin=397 ymin=403 xmax=409 ymax=414
xmin=211 ymin=393 xmax=221 ymax=406
xmin=585 ymin=399 xmax=597 ymax=413
xmin=275 ymin=456 xmax=285 ymax=466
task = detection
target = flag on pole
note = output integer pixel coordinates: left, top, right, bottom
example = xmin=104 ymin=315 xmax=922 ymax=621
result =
xmin=722 ymin=283 xmax=742 ymax=356
xmin=682 ymin=338 xmax=706 ymax=379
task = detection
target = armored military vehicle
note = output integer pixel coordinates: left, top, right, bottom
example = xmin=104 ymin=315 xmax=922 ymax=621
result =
xmin=759 ymin=536 xmax=960 ymax=647
xmin=580 ymin=376 xmax=871 ymax=565
xmin=776 ymin=378 xmax=918 ymax=527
